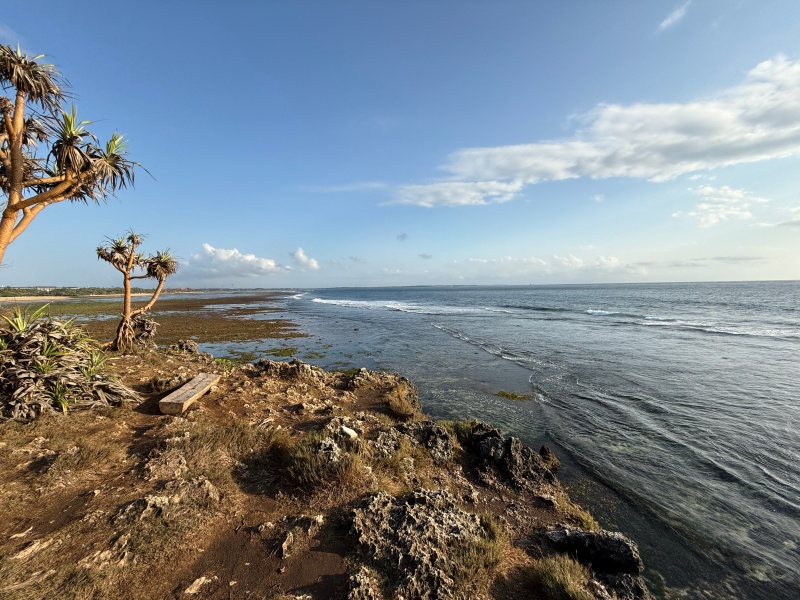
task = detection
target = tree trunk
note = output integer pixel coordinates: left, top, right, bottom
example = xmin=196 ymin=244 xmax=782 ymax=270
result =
xmin=112 ymin=316 xmax=135 ymax=353
xmin=111 ymin=272 xmax=134 ymax=352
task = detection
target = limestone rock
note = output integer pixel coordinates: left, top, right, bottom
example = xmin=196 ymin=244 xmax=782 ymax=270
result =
xmin=348 ymin=566 xmax=384 ymax=600
xmin=399 ymin=421 xmax=455 ymax=465
xmin=351 ymin=489 xmax=489 ymax=599
xmin=253 ymin=358 xmax=329 ymax=386
xmin=539 ymin=444 xmax=560 ymax=473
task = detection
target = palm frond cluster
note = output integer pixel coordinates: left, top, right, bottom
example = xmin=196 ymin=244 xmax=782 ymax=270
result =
xmin=0 ymin=306 xmax=140 ymax=421
xmin=0 ymin=44 xmax=142 ymax=267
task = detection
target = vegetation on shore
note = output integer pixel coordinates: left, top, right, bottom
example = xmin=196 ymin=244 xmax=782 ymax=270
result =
xmin=0 ymin=286 xmax=165 ymax=298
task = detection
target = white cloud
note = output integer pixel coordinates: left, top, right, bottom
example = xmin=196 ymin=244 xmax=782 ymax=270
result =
xmin=591 ymin=194 xmax=605 ymax=203
xmin=186 ymin=243 xmax=286 ymax=278
xmin=658 ymin=2 xmax=691 ymax=32
xmin=393 ymin=180 xmax=524 ymax=207
xmin=400 ymin=57 xmax=800 ymax=207
xmin=553 ymin=254 xmax=585 ymax=269
xmin=673 ymin=184 xmax=768 ymax=227
xmin=291 ymin=247 xmax=320 ymax=270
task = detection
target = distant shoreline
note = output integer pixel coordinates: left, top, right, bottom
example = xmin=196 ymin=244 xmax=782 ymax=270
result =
xmin=0 ymin=293 xmax=154 ymax=304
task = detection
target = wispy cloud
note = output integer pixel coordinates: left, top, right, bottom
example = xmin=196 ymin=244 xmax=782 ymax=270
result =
xmin=705 ymin=256 xmax=762 ymax=262
xmin=673 ymin=185 xmax=768 ymax=227
xmin=591 ymin=194 xmax=605 ymax=203
xmin=398 ymin=56 xmax=800 ymax=207
xmin=394 ymin=180 xmax=524 ymax=207
xmin=291 ymin=247 xmax=320 ymax=270
xmin=418 ymin=253 xmax=433 ymax=260
xmin=775 ymin=207 xmax=800 ymax=227
xmin=658 ymin=2 xmax=691 ymax=32
xmin=185 ymin=243 xmax=286 ymax=278
xmin=465 ymin=254 xmax=644 ymax=277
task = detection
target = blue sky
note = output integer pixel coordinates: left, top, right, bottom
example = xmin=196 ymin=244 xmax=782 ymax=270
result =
xmin=1 ymin=1 xmax=799 ymax=288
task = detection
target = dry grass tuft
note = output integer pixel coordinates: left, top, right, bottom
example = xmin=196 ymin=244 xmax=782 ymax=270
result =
xmin=524 ymin=554 xmax=595 ymax=600
xmin=385 ymin=381 xmax=421 ymax=420
xmin=151 ymin=418 xmax=293 ymax=492
xmin=553 ymin=490 xmax=600 ymax=531
xmin=373 ymin=435 xmax=435 ymax=494
xmin=450 ymin=513 xmax=506 ymax=597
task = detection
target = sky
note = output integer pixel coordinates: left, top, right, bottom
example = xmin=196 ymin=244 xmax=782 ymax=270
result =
xmin=1 ymin=0 xmax=799 ymax=288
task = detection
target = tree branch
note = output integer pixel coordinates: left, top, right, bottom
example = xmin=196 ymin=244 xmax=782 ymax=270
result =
xmin=23 ymin=174 xmax=68 ymax=188
xmin=9 ymin=203 xmax=48 ymax=242
xmin=11 ymin=177 xmax=78 ymax=210
xmin=131 ymin=277 xmax=167 ymax=316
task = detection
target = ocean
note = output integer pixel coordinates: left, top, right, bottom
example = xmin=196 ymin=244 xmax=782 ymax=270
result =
xmin=208 ymin=282 xmax=800 ymax=598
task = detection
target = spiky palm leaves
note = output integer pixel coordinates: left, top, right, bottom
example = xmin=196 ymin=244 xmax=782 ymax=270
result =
xmin=0 ymin=306 xmax=140 ymax=421
xmin=97 ymin=231 xmax=177 ymax=352
xmin=0 ymin=45 xmax=63 ymax=110
xmin=0 ymin=44 xmax=139 ymax=266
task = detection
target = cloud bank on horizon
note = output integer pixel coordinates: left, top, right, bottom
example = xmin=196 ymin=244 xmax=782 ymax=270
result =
xmin=393 ymin=56 xmax=800 ymax=208
xmin=183 ymin=243 xmax=320 ymax=280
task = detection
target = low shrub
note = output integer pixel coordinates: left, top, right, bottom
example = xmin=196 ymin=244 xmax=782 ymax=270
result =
xmin=0 ymin=306 xmax=140 ymax=420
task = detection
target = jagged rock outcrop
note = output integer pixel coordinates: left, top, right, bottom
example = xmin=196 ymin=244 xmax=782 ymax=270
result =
xmin=252 ymin=358 xmax=329 ymax=386
xmin=370 ymin=421 xmax=455 ymax=465
xmin=399 ymin=421 xmax=454 ymax=464
xmin=468 ymin=422 xmax=556 ymax=488
xmin=545 ymin=527 xmax=653 ymax=600
xmin=351 ymin=489 xmax=490 ymax=599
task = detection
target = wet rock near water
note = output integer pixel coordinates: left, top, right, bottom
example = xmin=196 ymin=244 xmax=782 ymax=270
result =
xmin=545 ymin=527 xmax=653 ymax=600
xmin=468 ymin=422 xmax=556 ymax=489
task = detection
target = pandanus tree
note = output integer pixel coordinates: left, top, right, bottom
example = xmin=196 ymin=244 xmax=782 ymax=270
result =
xmin=97 ymin=232 xmax=177 ymax=352
xmin=0 ymin=44 xmax=138 ymax=267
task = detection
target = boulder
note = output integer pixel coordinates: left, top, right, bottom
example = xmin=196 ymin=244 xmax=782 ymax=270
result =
xmin=545 ymin=528 xmax=644 ymax=574
xmin=468 ymin=422 xmax=555 ymax=488
xmin=544 ymin=527 xmax=653 ymax=600
xmin=351 ymin=489 xmax=489 ymax=599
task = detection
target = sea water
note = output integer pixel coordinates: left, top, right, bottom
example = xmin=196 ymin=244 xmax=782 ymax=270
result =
xmin=216 ymin=282 xmax=800 ymax=598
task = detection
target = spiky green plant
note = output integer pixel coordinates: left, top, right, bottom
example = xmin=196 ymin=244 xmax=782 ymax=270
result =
xmin=0 ymin=305 xmax=140 ymax=420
